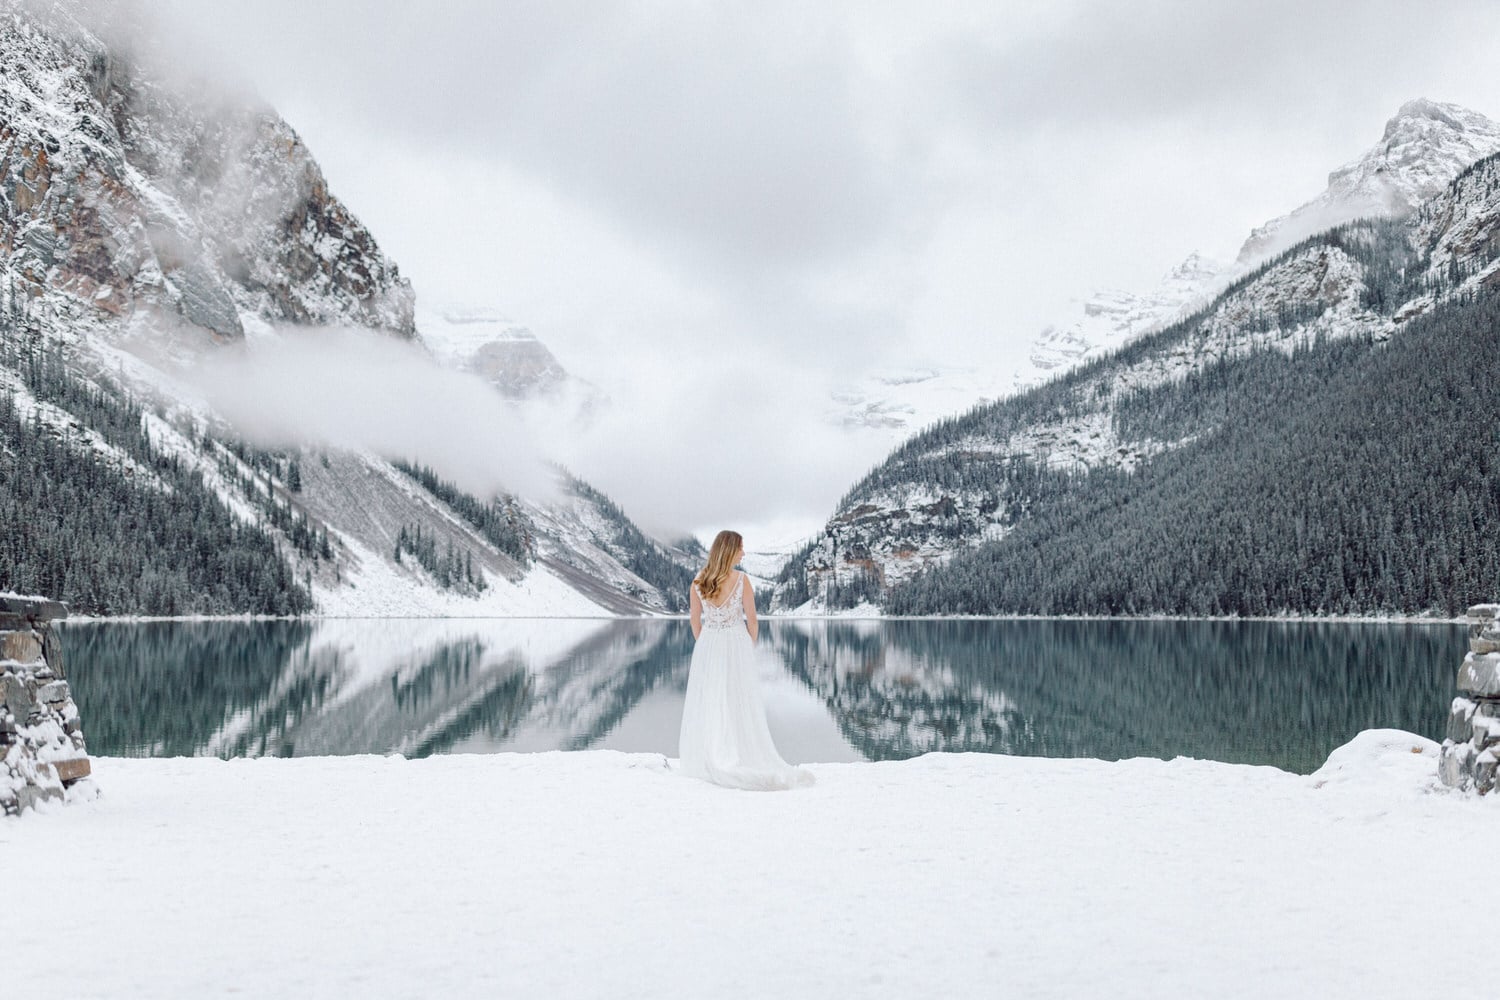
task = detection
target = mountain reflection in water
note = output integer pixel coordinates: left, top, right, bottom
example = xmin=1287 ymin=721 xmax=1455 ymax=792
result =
xmin=61 ymin=618 xmax=1461 ymax=773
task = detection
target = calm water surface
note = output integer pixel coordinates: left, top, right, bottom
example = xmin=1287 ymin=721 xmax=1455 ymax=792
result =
xmin=56 ymin=618 xmax=1464 ymax=774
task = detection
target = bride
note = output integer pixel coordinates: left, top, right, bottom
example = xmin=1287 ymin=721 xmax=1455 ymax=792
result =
xmin=677 ymin=529 xmax=814 ymax=790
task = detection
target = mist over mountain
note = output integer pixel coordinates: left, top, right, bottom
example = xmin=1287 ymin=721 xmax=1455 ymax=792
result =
xmin=0 ymin=1 xmax=690 ymax=616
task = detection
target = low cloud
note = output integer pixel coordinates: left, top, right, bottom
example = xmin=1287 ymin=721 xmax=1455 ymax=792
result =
xmin=185 ymin=324 xmax=871 ymax=547
xmin=191 ymin=327 xmax=553 ymax=503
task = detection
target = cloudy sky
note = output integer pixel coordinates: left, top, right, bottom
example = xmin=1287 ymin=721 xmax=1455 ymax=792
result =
xmin=139 ymin=0 xmax=1500 ymax=544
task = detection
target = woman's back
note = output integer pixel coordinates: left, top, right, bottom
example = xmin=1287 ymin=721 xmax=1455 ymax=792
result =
xmin=696 ymin=571 xmax=746 ymax=634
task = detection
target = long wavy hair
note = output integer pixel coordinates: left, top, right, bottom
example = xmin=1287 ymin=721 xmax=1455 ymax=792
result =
xmin=693 ymin=530 xmax=743 ymax=602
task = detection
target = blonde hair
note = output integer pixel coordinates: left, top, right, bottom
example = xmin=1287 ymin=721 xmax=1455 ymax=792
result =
xmin=693 ymin=530 xmax=743 ymax=602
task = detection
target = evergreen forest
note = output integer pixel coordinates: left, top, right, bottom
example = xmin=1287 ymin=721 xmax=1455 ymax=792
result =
xmin=393 ymin=459 xmax=533 ymax=564
xmin=0 ymin=341 xmax=312 ymax=615
xmin=885 ymin=288 xmax=1500 ymax=616
xmin=566 ymin=476 xmax=695 ymax=612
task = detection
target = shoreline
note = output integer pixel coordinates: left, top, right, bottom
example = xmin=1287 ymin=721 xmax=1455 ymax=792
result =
xmin=58 ymin=611 xmax=1470 ymax=625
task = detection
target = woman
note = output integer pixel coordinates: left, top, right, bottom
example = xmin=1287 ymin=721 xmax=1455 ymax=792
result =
xmin=677 ymin=529 xmax=814 ymax=790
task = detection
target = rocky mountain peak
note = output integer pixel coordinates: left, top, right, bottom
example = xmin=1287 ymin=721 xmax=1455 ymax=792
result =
xmin=1383 ymin=97 xmax=1470 ymax=138
xmin=1164 ymin=251 xmax=1221 ymax=286
xmin=1237 ymin=98 xmax=1500 ymax=266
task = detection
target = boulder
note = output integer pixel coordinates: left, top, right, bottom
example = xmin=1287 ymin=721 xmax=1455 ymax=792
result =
xmin=0 ymin=629 xmax=43 ymax=665
xmin=1457 ymin=652 xmax=1500 ymax=697
xmin=1446 ymin=697 xmax=1477 ymax=743
xmin=0 ymin=673 xmax=33 ymax=718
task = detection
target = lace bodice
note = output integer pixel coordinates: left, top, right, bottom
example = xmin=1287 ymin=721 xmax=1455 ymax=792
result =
xmin=696 ymin=572 xmax=745 ymax=631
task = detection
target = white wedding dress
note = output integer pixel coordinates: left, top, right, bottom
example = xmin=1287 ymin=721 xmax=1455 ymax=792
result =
xmin=678 ymin=571 xmax=814 ymax=791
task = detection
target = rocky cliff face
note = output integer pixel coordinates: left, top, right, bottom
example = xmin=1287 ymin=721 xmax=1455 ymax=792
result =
xmin=0 ymin=3 xmax=414 ymax=343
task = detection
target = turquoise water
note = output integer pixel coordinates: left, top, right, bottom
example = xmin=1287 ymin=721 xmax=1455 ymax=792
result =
xmin=58 ymin=618 xmax=1463 ymax=773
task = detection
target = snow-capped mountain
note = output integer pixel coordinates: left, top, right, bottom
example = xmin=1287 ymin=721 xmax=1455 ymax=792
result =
xmin=832 ymin=98 xmax=1500 ymax=449
xmin=776 ymin=129 xmax=1500 ymax=614
xmin=0 ymin=2 xmax=688 ymax=617
xmin=1238 ymin=98 xmax=1500 ymax=265
xmin=802 ymin=100 xmax=1500 ymax=600
xmin=1015 ymin=99 xmax=1500 ymax=395
xmin=1023 ymin=251 xmax=1223 ymax=380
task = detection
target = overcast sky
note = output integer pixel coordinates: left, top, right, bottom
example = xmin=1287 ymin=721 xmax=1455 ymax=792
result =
xmin=139 ymin=0 xmax=1500 ymax=545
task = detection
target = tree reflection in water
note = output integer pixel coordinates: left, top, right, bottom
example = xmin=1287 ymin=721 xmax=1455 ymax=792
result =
xmin=59 ymin=618 xmax=1462 ymax=773
xmin=766 ymin=619 xmax=1463 ymax=773
xmin=60 ymin=620 xmax=318 ymax=757
xmin=60 ymin=619 xmax=693 ymax=759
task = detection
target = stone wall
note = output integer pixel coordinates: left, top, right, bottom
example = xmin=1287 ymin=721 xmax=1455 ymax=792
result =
xmin=1439 ymin=603 xmax=1500 ymax=793
xmin=1 ymin=594 xmax=91 ymax=816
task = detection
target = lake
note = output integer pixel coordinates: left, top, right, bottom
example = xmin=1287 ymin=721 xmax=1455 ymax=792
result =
xmin=56 ymin=618 xmax=1465 ymax=774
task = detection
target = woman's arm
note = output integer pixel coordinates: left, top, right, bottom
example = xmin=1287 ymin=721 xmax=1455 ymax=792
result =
xmin=743 ymin=576 xmax=758 ymax=644
xmin=689 ymin=586 xmax=702 ymax=640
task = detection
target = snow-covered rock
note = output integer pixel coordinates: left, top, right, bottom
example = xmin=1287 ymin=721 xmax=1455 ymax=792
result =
xmin=1 ymin=598 xmax=92 ymax=816
xmin=1309 ymin=728 xmax=1442 ymax=793
xmin=1239 ymin=98 xmax=1500 ymax=266
xmin=0 ymin=3 xmax=414 ymax=342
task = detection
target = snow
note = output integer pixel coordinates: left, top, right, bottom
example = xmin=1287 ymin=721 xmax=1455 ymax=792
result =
xmin=6 ymin=731 xmax=1488 ymax=999
xmin=825 ymin=254 xmax=1225 ymax=447
xmin=0 ymin=590 xmax=53 ymax=602
xmin=313 ymin=531 xmax=612 ymax=618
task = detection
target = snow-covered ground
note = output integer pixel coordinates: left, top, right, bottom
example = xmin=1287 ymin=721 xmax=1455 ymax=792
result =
xmin=8 ymin=730 xmax=1489 ymax=999
xmin=313 ymin=532 xmax=614 ymax=618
